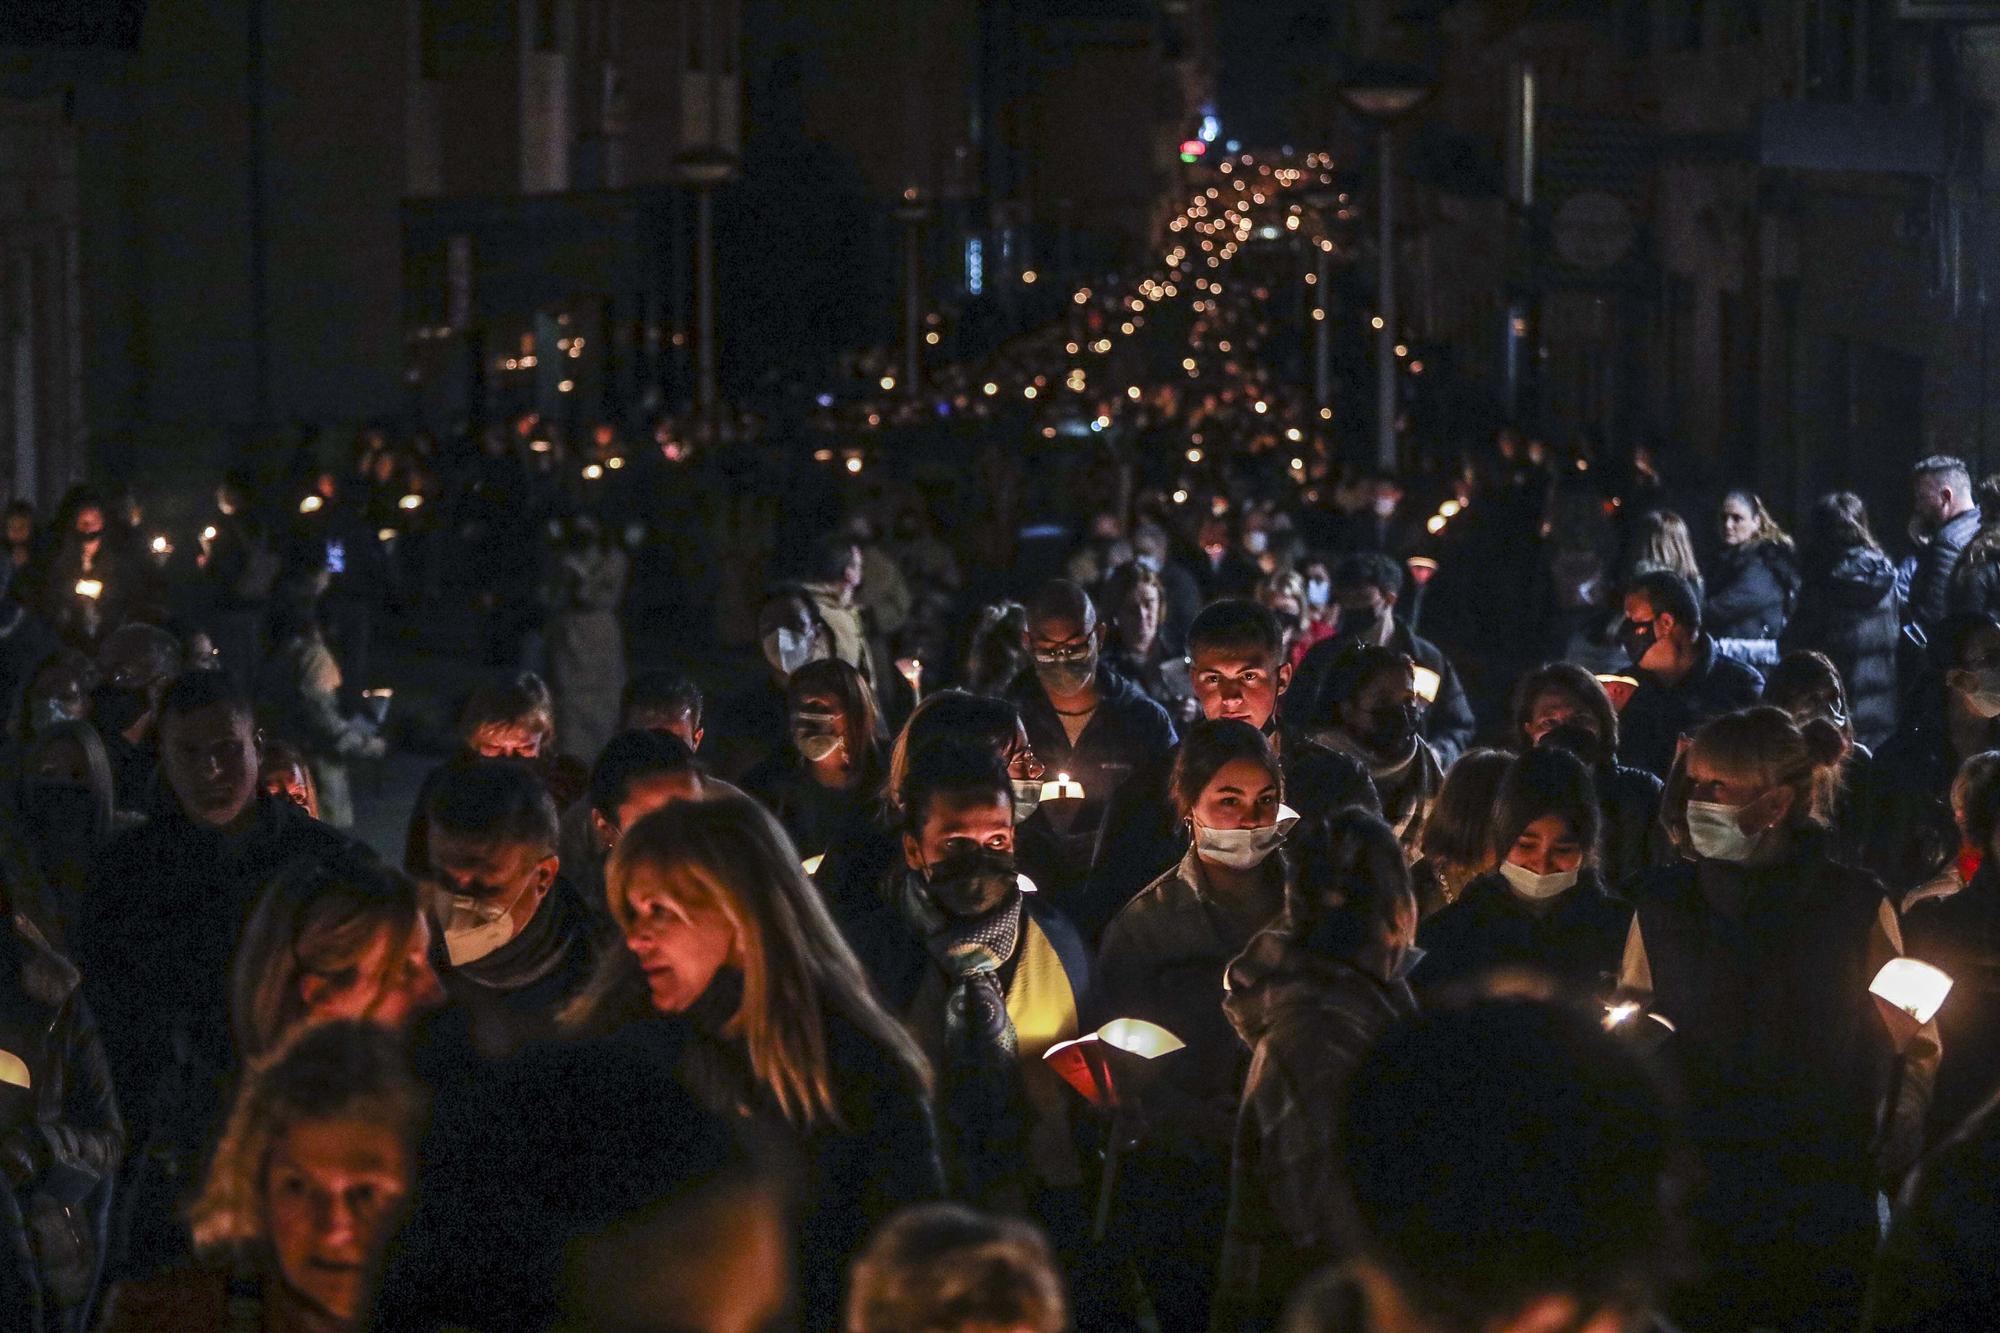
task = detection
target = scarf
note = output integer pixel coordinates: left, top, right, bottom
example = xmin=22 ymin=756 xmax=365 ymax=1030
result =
xmin=456 ymin=878 xmax=579 ymax=994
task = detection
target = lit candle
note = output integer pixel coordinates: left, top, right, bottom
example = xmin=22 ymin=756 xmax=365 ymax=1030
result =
xmin=74 ymin=579 xmax=102 ymax=600
xmin=1040 ymin=772 xmax=1085 ymax=802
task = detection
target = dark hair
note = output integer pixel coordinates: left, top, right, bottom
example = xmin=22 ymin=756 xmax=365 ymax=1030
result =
xmin=459 ymin=671 xmax=555 ymax=745
xmin=1332 ymin=551 xmax=1404 ymax=600
xmin=787 ymin=657 xmax=888 ymax=783
xmin=1762 ymin=650 xmax=1853 ymax=741
xmin=848 ymin=1203 xmax=1067 ymax=1333
xmin=1285 ymin=807 xmax=1411 ymax=961
xmin=1313 ymin=643 xmax=1414 ymax=730
xmin=425 ymin=756 xmax=560 ymax=854
xmin=1510 ymin=661 xmax=1619 ymax=756
xmin=963 ymin=602 xmax=1033 ymax=697
xmin=1956 ymin=751 xmax=2000 ymax=854
xmin=901 ymin=737 xmax=1011 ymax=833
xmin=588 ymin=730 xmax=700 ymax=821
xmin=1490 ymin=746 xmax=1601 ymax=867
xmin=621 ymin=670 xmax=703 ymax=731
xmin=1187 ymin=599 xmax=1284 ymax=664
xmin=1802 ymin=491 xmax=1880 ymax=561
xmin=1025 ymin=578 xmax=1094 ymax=632
xmin=807 ymin=532 xmax=859 ymax=585
xmin=1915 ymin=454 xmax=1972 ymax=489
xmin=1339 ymin=1000 xmax=1677 ymax=1329
xmin=159 ymin=669 xmax=254 ymax=729
xmin=888 ymin=690 xmax=1022 ymax=812
xmin=1170 ymin=718 xmax=1280 ymax=819
xmin=1417 ymin=748 xmax=1512 ymax=869
xmin=1626 ymin=569 xmax=1701 ymax=635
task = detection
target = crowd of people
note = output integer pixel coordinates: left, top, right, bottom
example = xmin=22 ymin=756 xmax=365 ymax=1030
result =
xmin=5 ymin=155 xmax=2000 ymax=1333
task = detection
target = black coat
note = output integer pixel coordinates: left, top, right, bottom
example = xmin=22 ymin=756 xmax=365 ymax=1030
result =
xmin=1908 ymin=507 xmax=1982 ymax=634
xmin=1705 ymin=540 xmax=1797 ymax=640
xmin=431 ymin=874 xmax=603 ymax=1052
xmin=1618 ymin=635 xmax=1765 ymax=778
xmin=1865 ymin=1088 xmax=2000 ymax=1332
xmin=1905 ymin=867 xmax=2000 ymax=1144
xmin=1598 ymin=762 xmax=1668 ymax=890
xmin=1411 ymin=869 xmax=1630 ymax=1002
xmin=1857 ymin=719 xmax=1990 ymax=900
xmin=1782 ymin=543 xmax=1901 ymax=748
xmin=1285 ymin=622 xmax=1477 ymax=768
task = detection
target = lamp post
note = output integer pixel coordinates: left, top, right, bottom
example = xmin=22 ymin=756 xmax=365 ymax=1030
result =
xmin=1340 ymin=68 xmax=1434 ymax=472
xmin=675 ymin=148 xmax=738 ymax=444
xmin=894 ymin=188 xmax=930 ymax=397
xmin=1303 ymin=186 xmax=1340 ymax=413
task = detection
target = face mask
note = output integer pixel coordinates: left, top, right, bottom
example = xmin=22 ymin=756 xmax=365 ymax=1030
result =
xmin=1011 ymin=779 xmax=1043 ymax=822
xmin=1685 ymin=800 xmax=1760 ymax=864
xmin=1372 ymin=495 xmax=1398 ymax=518
xmin=1194 ymin=805 xmax=1299 ymax=872
xmin=1242 ymin=530 xmax=1269 ymax=555
xmin=792 ymin=709 xmax=844 ymax=763
xmin=1955 ymin=668 xmax=2000 ymax=719
xmin=924 ymin=846 xmax=1020 ymax=918
xmin=90 ymin=683 xmax=150 ymax=737
xmin=1135 ymin=552 xmax=1163 ymax=574
xmin=1499 ymin=860 xmax=1579 ymax=901
xmin=1620 ymin=618 xmax=1657 ymax=667
xmin=1034 ymin=644 xmax=1098 ymax=697
xmin=1306 ymin=578 xmax=1331 ymax=609
xmin=436 ymin=876 xmax=537 ymax=967
xmin=762 ymin=627 xmax=815 ymax=678
xmin=1359 ymin=703 xmax=1419 ymax=757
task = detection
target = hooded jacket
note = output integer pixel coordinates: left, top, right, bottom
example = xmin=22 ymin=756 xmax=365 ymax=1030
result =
xmin=1782 ymin=543 xmax=1901 ymax=748
xmin=1214 ymin=926 xmax=1416 ymax=1331
xmin=1707 ymin=540 xmax=1798 ymax=641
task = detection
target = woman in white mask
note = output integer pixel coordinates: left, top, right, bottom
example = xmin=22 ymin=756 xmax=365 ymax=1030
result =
xmin=1618 ymin=706 xmax=1926 ymax=1332
xmin=1410 ymin=746 xmax=1629 ymax=1002
xmin=1094 ymin=718 xmax=1294 ymax=1333
xmin=742 ymin=658 xmax=886 ymax=864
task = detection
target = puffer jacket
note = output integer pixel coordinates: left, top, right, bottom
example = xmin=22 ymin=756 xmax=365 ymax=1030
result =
xmin=1706 ymin=540 xmax=1798 ymax=641
xmin=1782 ymin=544 xmax=1901 ymax=748
xmin=1908 ymin=507 xmax=1982 ymax=634
xmin=1948 ymin=526 xmax=2000 ymax=623
xmin=1213 ymin=926 xmax=1416 ymax=1331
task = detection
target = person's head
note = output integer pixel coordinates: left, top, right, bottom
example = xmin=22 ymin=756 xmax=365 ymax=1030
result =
xmin=1719 ymin=489 xmax=1787 ymax=550
xmin=1510 ymin=662 xmax=1619 ymax=764
xmin=459 ymin=672 xmax=556 ymax=760
xmin=1416 ymin=748 xmax=1512 ymax=877
xmin=1490 ymin=747 xmax=1599 ymax=900
xmin=1761 ymin=650 xmax=1854 ymax=746
xmin=72 ymin=501 xmax=104 ymax=552
xmin=846 ymin=1203 xmax=1067 ymax=1333
xmin=21 ymin=649 xmax=92 ymax=739
xmin=1256 ymin=570 xmax=1308 ymax=637
xmin=234 ymin=852 xmax=443 ymax=1065
xmin=1914 ymin=454 xmax=1975 ymax=532
xmin=1953 ymin=751 xmax=2000 ymax=860
xmin=1173 ymin=718 xmax=1285 ymax=870
xmin=901 ymin=739 xmax=1018 ymax=916
xmin=1631 ymin=509 xmax=1700 ymax=582
xmin=787 ymin=657 xmax=885 ymax=785
xmin=159 ymin=670 xmax=263 ymax=830
xmin=1320 ymin=644 xmax=1420 ymax=761
xmin=191 ymin=1022 xmax=426 ymax=1327
xmin=260 ymin=739 xmax=321 ymax=819
xmin=1331 ymin=552 xmax=1403 ymax=642
xmin=605 ymin=794 xmax=930 ymax=1124
xmin=888 ymin=690 xmax=1041 ymax=819
xmin=1620 ymin=570 xmax=1700 ymax=672
xmin=1802 ymin=490 xmax=1880 ymax=560
xmin=1668 ymin=706 xmax=1845 ymax=862
xmin=1100 ymin=562 xmax=1165 ymax=656
xmin=588 ymin=730 xmax=706 ymax=854
xmin=1938 ymin=612 xmax=2000 ymax=722
xmin=758 ymin=590 xmax=830 ymax=682
xmin=424 ymin=758 xmax=561 ymax=965
xmin=3 ymin=500 xmax=32 ymax=547
xmin=94 ymin=622 xmax=184 ymax=741
xmin=1023 ymin=579 xmax=1100 ymax=698
xmin=962 ymin=601 xmax=1033 ymax=697
xmin=1285 ymin=807 xmax=1416 ymax=983
xmin=1336 ymin=999 xmax=1676 ymax=1333
xmin=620 ymin=670 xmax=704 ymax=749
xmin=808 ymin=532 xmax=864 ymax=596
xmin=1187 ymin=599 xmax=1292 ymax=730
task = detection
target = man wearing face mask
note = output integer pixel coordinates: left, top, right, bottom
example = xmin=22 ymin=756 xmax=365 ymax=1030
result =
xmin=1008 ymin=579 xmax=1177 ymax=890
xmin=1311 ymin=645 xmax=1443 ymax=858
xmin=1284 ymin=553 xmax=1475 ymax=766
xmin=423 ymin=757 xmax=600 ymax=1049
xmin=1617 ymin=571 xmax=1766 ymax=779
xmin=78 ymin=670 xmax=352 ymax=1281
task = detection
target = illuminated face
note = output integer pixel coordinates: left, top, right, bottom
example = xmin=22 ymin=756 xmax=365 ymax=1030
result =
xmin=620 ymin=867 xmax=740 ymax=1014
xmin=265 ymin=1118 xmax=409 ymax=1324
xmin=469 ymin=722 xmax=543 ymax=760
xmin=1192 ymin=757 xmax=1281 ymax=832
xmin=1507 ymin=814 xmax=1584 ymax=876
xmin=261 ymin=760 xmax=317 ymax=817
xmin=300 ymin=919 xmax=443 ymax=1032
xmin=906 ymin=792 xmax=1015 ymax=871
xmin=74 ymin=507 xmax=104 ymax=548
xmin=1191 ymin=646 xmax=1287 ymax=731
xmin=1720 ymin=498 xmax=1756 ymax=547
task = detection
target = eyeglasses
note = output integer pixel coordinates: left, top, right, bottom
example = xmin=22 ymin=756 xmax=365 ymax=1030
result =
xmin=1032 ymin=640 xmax=1094 ymax=664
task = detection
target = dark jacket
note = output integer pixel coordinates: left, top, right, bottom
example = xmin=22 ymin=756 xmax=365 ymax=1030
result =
xmin=0 ymin=915 xmax=122 ymax=1333
xmin=1285 ymin=623 xmax=1476 ymax=767
xmin=1859 ymin=719 xmax=1987 ymax=901
xmin=1599 ymin=762 xmax=1668 ymax=890
xmin=1908 ymin=506 xmax=1982 ymax=634
xmin=1947 ymin=527 xmax=2000 ymax=624
xmin=1008 ymin=663 xmax=1177 ymax=890
xmin=1618 ymin=634 xmax=1765 ymax=778
xmin=1864 ymin=1087 xmax=2000 ymax=1332
xmin=1706 ymin=540 xmax=1798 ymax=641
xmin=77 ymin=794 xmax=349 ymax=1282
xmin=741 ymin=753 xmax=877 ymax=863
xmin=1214 ymin=927 xmax=1417 ymax=1332
xmin=1782 ymin=543 xmax=1902 ymax=748
xmin=1411 ymin=868 xmax=1630 ymax=1002
xmin=1083 ymin=726 xmax=1377 ymax=947
xmin=1905 ymin=866 xmax=2000 ymax=1144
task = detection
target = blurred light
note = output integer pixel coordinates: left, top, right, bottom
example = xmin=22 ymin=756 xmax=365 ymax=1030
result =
xmin=530 ymin=439 xmax=552 ymax=454
xmin=1022 ymin=269 xmax=1038 ymax=284
xmin=582 ymin=463 xmax=605 ymax=480
xmin=813 ymin=448 xmax=835 ymax=462
xmin=1426 ymin=515 xmax=1447 ymax=534
xmin=1439 ymin=500 xmax=1462 ymax=518
xmin=1172 ymin=489 xmax=1190 ymax=504
xmin=1024 ymin=385 xmax=1038 ymax=399
xmin=399 ymin=493 xmax=424 ymax=511
xmin=1873 ymin=959 xmax=1954 ymax=1025
xmin=607 ymin=456 xmax=626 ymax=469
xmin=149 ymin=535 xmax=169 ymax=555
xmin=378 ymin=528 xmax=397 ymax=543
xmin=1412 ymin=666 xmax=1442 ymax=704
xmin=1186 ymin=447 xmax=1204 ymax=463
xmin=200 ymin=525 xmax=218 ymax=543
xmin=1320 ymin=407 xmax=1333 ymax=420
xmin=75 ymin=579 xmax=102 ymax=600
xmin=982 ymin=381 xmax=999 ymax=396
xmin=1253 ymin=400 xmax=1269 ymax=414
xmin=558 ymin=379 xmax=575 ymax=393
xmin=845 ymin=456 xmax=864 ymax=474
xmin=1285 ymin=427 xmax=1303 ymax=442
xmin=299 ymin=495 xmax=323 ymax=514
xmin=1395 ymin=344 xmax=1409 ymax=358
xmin=925 ymin=332 xmax=941 ymax=345
xmin=880 ymin=376 xmax=897 ymax=391
xmin=1371 ymin=316 xmax=1385 ymax=330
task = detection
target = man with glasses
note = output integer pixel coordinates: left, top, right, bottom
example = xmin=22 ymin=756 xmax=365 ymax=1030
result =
xmin=1008 ymin=579 xmax=1177 ymax=892
xmin=1618 ymin=570 xmax=1764 ymax=778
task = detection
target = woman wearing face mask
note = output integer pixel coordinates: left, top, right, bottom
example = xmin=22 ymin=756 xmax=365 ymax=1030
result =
xmin=743 ymin=658 xmax=887 ymax=864
xmin=1095 ymin=719 xmax=1294 ymax=1332
xmin=1621 ymin=706 xmax=1925 ymax=1332
xmin=231 ymin=851 xmax=444 ymax=1068
xmin=100 ymin=1022 xmax=422 ymax=1332
xmin=565 ymin=794 xmax=942 ymax=1326
xmin=1291 ymin=557 xmax=1339 ymax=671
xmin=1510 ymin=661 xmax=1669 ymax=887
xmin=1310 ymin=644 xmax=1440 ymax=858
xmin=1411 ymin=747 xmax=1630 ymax=1002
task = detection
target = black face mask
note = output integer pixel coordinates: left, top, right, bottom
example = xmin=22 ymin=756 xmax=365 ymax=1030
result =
xmin=1620 ymin=619 xmax=1657 ymax=668
xmin=1339 ymin=604 xmax=1385 ymax=641
xmin=1537 ymin=721 xmax=1608 ymax=771
xmin=1358 ymin=702 xmax=1420 ymax=757
xmin=90 ymin=684 xmax=150 ymax=737
xmin=923 ymin=846 xmax=1020 ymax=919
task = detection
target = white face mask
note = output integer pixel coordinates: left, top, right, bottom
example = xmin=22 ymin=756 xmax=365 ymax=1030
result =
xmin=1011 ymin=779 xmax=1043 ymax=823
xmin=1955 ymin=668 xmax=2000 ymax=719
xmin=763 ymin=628 xmax=816 ymax=678
xmin=1685 ymin=800 xmax=1760 ymax=864
xmin=1306 ymin=577 xmax=1331 ymax=609
xmin=1499 ymin=860 xmax=1579 ymax=901
xmin=435 ymin=876 xmax=537 ymax=968
xmin=1194 ymin=804 xmax=1299 ymax=872
xmin=1243 ymin=530 xmax=1270 ymax=555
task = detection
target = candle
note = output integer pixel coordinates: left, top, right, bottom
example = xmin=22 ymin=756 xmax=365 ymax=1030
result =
xmin=74 ymin=579 xmax=102 ymax=600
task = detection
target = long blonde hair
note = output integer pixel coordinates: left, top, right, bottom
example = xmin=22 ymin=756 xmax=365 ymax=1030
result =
xmin=588 ymin=793 xmax=931 ymax=1128
xmin=1632 ymin=510 xmax=1702 ymax=590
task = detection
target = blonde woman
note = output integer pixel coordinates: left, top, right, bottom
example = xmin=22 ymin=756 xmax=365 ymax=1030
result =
xmin=99 ymin=1022 xmax=423 ymax=1332
xmin=569 ymin=792 xmax=942 ymax=1326
xmin=1627 ymin=508 xmax=1705 ymax=602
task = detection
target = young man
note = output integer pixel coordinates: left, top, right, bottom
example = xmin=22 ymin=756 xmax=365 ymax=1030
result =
xmin=559 ymin=729 xmax=708 ymax=922
xmin=1617 ymin=570 xmax=1764 ymax=778
xmin=1908 ymin=453 xmax=1982 ymax=636
xmin=1085 ymin=601 xmax=1377 ymax=943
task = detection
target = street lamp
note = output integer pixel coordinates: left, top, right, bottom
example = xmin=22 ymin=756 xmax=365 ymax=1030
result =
xmin=894 ymin=188 xmax=930 ymax=397
xmin=675 ymin=147 xmax=739 ymax=445
xmin=1340 ymin=65 xmax=1434 ymax=472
